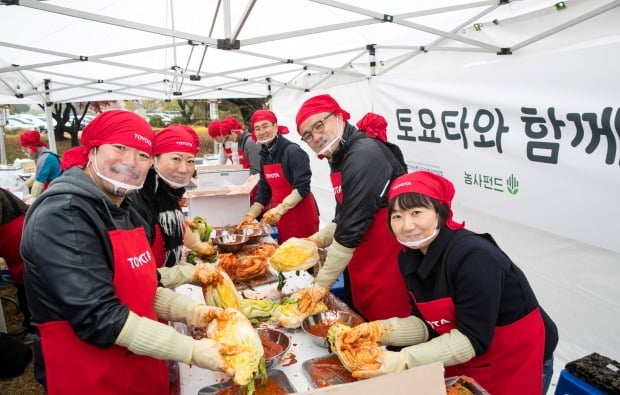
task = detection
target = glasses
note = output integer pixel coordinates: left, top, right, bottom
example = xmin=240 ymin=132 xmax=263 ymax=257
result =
xmin=300 ymin=113 xmax=333 ymax=143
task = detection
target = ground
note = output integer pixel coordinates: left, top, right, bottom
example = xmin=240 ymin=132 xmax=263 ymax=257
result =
xmin=0 ymin=284 xmax=44 ymax=395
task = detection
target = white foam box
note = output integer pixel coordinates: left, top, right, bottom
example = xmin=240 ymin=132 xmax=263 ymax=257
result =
xmin=195 ymin=165 xmax=250 ymax=190
xmin=186 ymin=190 xmax=250 ymax=227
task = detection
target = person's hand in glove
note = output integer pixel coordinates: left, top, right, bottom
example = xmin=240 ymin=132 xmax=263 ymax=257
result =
xmin=343 ymin=316 xmax=429 ymax=347
xmin=191 ymin=338 xmax=235 ymax=376
xmin=342 ymin=321 xmax=386 ymax=344
xmin=352 ymin=349 xmax=408 ymax=379
xmin=296 ymin=240 xmax=355 ymax=313
xmin=115 ymin=311 xmax=234 ymax=376
xmin=154 ymin=287 xmax=222 ymax=329
xmin=261 ymin=189 xmax=304 ymax=225
xmin=238 ymin=202 xmax=264 ymax=228
xmin=305 ymin=222 xmax=337 ymax=249
xmin=295 ymin=283 xmax=329 ymax=313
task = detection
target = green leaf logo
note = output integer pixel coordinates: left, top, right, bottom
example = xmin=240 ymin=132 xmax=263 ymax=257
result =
xmin=506 ymin=174 xmax=519 ymax=195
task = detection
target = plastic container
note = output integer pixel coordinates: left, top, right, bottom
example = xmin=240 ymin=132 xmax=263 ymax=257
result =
xmin=555 ymin=369 xmax=607 ymax=395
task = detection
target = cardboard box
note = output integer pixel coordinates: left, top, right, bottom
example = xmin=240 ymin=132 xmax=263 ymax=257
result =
xmin=297 ymin=361 xmax=446 ymax=395
xmin=196 ymin=165 xmax=250 ymax=190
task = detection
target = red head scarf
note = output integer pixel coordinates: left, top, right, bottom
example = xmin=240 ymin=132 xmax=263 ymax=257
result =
xmin=221 ymin=116 xmax=243 ymax=136
xmin=388 ymin=171 xmax=465 ymax=230
xmin=295 ymin=94 xmax=350 ymax=133
xmin=356 ymin=112 xmax=388 ymax=143
xmin=60 ymin=147 xmax=86 ymax=171
xmin=153 ymin=124 xmax=199 ymax=156
xmin=250 ymin=110 xmax=289 ymax=141
xmin=65 ymin=110 xmax=154 ymax=168
xmin=19 ymin=130 xmax=47 ymax=152
xmin=207 ymin=120 xmax=223 ymax=138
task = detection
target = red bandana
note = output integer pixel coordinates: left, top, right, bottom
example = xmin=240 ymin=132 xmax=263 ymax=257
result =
xmin=295 ymin=94 xmax=350 ymax=133
xmin=207 ymin=120 xmax=223 ymax=138
xmin=65 ymin=110 xmax=154 ymax=168
xmin=153 ymin=124 xmax=199 ymax=156
xmin=356 ymin=112 xmax=388 ymax=143
xmin=388 ymin=171 xmax=465 ymax=230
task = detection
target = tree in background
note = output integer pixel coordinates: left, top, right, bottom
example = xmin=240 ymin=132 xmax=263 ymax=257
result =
xmin=43 ymin=101 xmax=116 ymax=146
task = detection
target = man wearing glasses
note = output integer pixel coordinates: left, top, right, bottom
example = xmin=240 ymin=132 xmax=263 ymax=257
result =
xmin=293 ymin=94 xmax=411 ymax=321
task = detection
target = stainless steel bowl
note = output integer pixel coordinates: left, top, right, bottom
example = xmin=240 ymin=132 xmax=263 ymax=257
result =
xmin=241 ymin=226 xmax=267 ymax=244
xmin=210 ymin=226 xmax=238 ymax=240
xmin=301 ymin=311 xmax=363 ymax=348
xmin=213 ymin=234 xmax=249 ymax=253
xmin=257 ymin=327 xmax=291 ymax=369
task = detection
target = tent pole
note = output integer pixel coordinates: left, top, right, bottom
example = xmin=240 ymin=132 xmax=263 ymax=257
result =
xmin=43 ymin=80 xmax=57 ymax=154
xmin=0 ymin=106 xmax=7 ymax=165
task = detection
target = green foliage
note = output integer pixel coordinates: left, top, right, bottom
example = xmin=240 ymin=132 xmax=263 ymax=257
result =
xmin=170 ymin=115 xmax=188 ymax=124
xmin=148 ymin=115 xmax=166 ymax=128
xmin=11 ymin=104 xmax=31 ymax=114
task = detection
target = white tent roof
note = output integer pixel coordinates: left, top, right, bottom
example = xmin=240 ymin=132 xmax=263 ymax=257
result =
xmin=1 ymin=0 xmax=616 ymax=104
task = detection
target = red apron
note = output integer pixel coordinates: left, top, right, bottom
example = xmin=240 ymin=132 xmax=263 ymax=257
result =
xmin=330 ymin=172 xmax=410 ymax=321
xmin=38 ymin=227 xmax=169 ymax=395
xmin=413 ymin=294 xmax=545 ymax=395
xmin=152 ymin=223 xmax=166 ymax=268
xmin=0 ymin=214 xmax=26 ymax=284
xmin=238 ymin=148 xmax=250 ymax=169
xmin=263 ymin=163 xmax=319 ymax=243
xmin=223 ymin=146 xmax=234 ymax=164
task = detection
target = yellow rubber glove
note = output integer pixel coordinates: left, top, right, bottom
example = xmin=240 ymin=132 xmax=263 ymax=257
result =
xmin=238 ymin=202 xmax=264 ymax=228
xmin=157 ymin=264 xmax=196 ymax=289
xmin=314 ymin=240 xmax=355 ymax=289
xmin=262 ymin=189 xmax=303 ymax=225
xmin=115 ymin=311 xmax=234 ymax=375
xmin=402 ymin=328 xmax=476 ymax=368
xmin=352 ymin=349 xmax=408 ymax=379
xmin=30 ymin=180 xmax=44 ymax=198
xmin=306 ymin=222 xmax=337 ymax=249
xmin=153 ymin=287 xmax=222 ymax=329
xmin=343 ymin=316 xmax=429 ymax=347
xmin=192 ymin=338 xmax=235 ymax=376
xmin=295 ymin=283 xmax=330 ymax=313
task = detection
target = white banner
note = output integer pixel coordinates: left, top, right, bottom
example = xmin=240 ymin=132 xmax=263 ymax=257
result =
xmin=371 ymin=40 xmax=620 ymax=252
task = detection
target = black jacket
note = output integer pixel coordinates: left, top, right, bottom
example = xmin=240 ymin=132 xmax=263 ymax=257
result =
xmin=130 ymin=168 xmax=185 ymax=268
xmin=399 ymin=227 xmax=558 ymax=361
xmin=330 ymin=124 xmax=406 ymax=247
xmin=255 ymin=135 xmax=313 ymax=206
xmin=21 ymin=167 xmax=153 ymax=347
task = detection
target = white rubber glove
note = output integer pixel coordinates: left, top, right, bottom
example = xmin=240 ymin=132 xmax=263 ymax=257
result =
xmin=403 ymin=328 xmax=476 ymax=368
xmin=115 ymin=311 xmax=233 ymax=375
xmin=342 ymin=316 xmax=429 ymax=347
xmin=352 ymin=349 xmax=408 ymax=379
xmin=30 ymin=180 xmax=44 ymax=198
xmin=262 ymin=189 xmax=303 ymax=225
xmin=153 ymin=287 xmax=221 ymax=328
xmin=157 ymin=264 xmax=196 ymax=289
xmin=238 ymin=202 xmax=264 ymax=228
xmin=307 ymin=221 xmax=337 ymax=249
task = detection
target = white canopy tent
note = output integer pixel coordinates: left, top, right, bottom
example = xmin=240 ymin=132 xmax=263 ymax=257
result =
xmin=1 ymin=0 xmax=619 ymax=391
xmin=0 ymin=0 xmax=615 ymax=103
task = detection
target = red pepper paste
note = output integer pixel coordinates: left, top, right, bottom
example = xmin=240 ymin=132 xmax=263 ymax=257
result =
xmin=260 ymin=334 xmax=284 ymax=359
xmin=216 ymin=378 xmax=289 ymax=395
xmin=309 ymin=355 xmax=356 ymax=388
